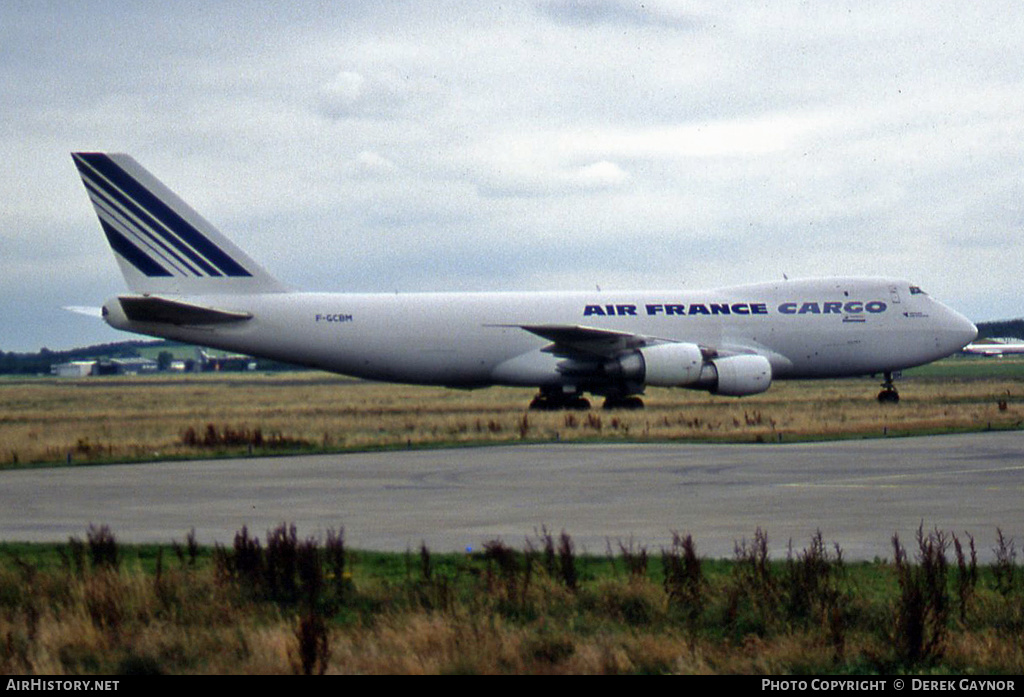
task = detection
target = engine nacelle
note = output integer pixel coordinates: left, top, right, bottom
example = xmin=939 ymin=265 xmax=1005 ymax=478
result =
xmin=607 ymin=342 xmax=704 ymax=387
xmin=708 ymin=354 xmax=772 ymax=396
xmin=641 ymin=342 xmax=704 ymax=386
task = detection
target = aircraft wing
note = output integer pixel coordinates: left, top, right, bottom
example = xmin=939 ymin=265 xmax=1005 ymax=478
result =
xmin=517 ymin=324 xmax=650 ymax=357
xmin=514 ymin=324 xmax=717 ymax=360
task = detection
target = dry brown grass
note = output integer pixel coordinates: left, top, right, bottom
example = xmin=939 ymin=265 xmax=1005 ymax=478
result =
xmin=0 ymin=565 xmax=295 ymax=674
xmin=3 ymin=547 xmax=1022 ymax=675
xmin=2 ymin=369 xmax=1023 ymax=467
xmin=3 ymin=520 xmax=1023 ymax=675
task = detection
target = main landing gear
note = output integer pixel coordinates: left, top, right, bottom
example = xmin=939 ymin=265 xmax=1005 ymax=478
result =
xmin=528 ymin=388 xmax=591 ymax=411
xmin=602 ymin=395 xmax=645 ymax=410
xmin=877 ymin=371 xmax=900 ymax=404
xmin=527 ymin=388 xmax=646 ymax=411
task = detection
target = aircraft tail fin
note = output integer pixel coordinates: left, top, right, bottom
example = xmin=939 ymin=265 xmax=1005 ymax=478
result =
xmin=72 ymin=152 xmax=287 ymax=296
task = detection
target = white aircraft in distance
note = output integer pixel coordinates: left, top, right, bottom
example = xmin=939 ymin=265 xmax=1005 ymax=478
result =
xmin=71 ymin=152 xmax=977 ymax=408
xmin=962 ymin=339 xmax=1024 ymax=357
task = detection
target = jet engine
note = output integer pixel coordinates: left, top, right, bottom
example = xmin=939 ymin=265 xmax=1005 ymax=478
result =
xmin=605 ymin=343 xmax=772 ymax=396
xmin=605 ymin=342 xmax=703 ymax=387
xmin=702 ymin=354 xmax=772 ymax=396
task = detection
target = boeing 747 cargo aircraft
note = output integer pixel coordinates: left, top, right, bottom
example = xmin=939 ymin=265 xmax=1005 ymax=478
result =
xmin=72 ymin=153 xmax=977 ymax=409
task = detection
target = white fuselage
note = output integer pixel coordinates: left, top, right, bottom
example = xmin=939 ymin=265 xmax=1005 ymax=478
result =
xmin=102 ymin=276 xmax=977 ymax=391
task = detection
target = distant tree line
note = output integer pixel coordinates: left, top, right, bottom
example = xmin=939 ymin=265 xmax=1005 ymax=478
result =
xmin=0 ymin=341 xmax=152 ymax=375
xmin=975 ymin=318 xmax=1024 ymax=341
xmin=0 ymin=340 xmax=303 ymax=375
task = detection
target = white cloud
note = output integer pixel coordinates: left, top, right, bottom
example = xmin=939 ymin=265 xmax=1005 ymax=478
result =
xmin=576 ymin=160 xmax=628 ymax=187
xmin=317 ymin=71 xmax=368 ymax=117
xmin=316 ymin=70 xmax=412 ymax=119
xmin=352 ymin=150 xmax=398 ymax=177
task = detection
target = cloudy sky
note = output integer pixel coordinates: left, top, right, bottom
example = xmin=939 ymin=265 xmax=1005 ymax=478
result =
xmin=2 ymin=1 xmax=1023 ymax=351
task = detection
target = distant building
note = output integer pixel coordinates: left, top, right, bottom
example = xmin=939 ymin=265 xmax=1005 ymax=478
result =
xmin=93 ymin=357 xmax=158 ymax=375
xmin=195 ymin=349 xmax=257 ymax=372
xmin=51 ymin=361 xmax=96 ymax=377
xmin=49 ymin=348 xmax=255 ymax=377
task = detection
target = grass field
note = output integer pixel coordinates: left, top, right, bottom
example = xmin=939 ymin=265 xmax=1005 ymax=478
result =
xmin=1 ymin=523 xmax=1021 ymax=675
xmin=2 ymin=356 xmax=1023 ymax=468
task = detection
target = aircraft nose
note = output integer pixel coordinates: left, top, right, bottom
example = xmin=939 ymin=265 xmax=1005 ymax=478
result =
xmin=963 ymin=319 xmax=979 ymax=346
xmin=946 ymin=308 xmax=978 ymax=351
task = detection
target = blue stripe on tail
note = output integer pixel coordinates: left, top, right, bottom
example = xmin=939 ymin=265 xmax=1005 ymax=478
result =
xmin=73 ymin=153 xmax=252 ymax=278
xmin=99 ymin=220 xmax=173 ymax=277
xmin=80 ymin=176 xmax=207 ymax=276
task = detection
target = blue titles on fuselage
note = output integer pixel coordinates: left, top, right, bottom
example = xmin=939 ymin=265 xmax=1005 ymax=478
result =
xmin=777 ymin=301 xmax=887 ymax=315
xmin=643 ymin=303 xmax=768 ymax=316
xmin=582 ymin=301 xmax=887 ymax=317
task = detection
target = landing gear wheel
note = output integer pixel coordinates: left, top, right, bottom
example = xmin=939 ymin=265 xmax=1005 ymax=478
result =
xmin=603 ymin=396 xmax=645 ymax=410
xmin=877 ymin=389 xmax=900 ymax=404
xmin=528 ymin=391 xmax=591 ymax=411
xmin=528 ymin=395 xmax=555 ymax=411
xmin=877 ymin=371 xmax=900 ymax=404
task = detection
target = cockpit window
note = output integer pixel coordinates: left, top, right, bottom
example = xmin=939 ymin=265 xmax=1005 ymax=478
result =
xmin=909 ymin=286 xmax=926 ymax=295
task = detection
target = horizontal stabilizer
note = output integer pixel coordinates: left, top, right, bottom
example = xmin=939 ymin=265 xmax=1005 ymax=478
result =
xmin=118 ymin=296 xmax=252 ymax=325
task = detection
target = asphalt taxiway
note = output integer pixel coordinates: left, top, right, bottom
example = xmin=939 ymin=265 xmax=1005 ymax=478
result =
xmin=1 ymin=431 xmax=1021 ymax=560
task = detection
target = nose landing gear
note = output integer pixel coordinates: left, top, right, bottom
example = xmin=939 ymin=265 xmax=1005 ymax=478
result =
xmin=877 ymin=371 xmax=900 ymax=404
